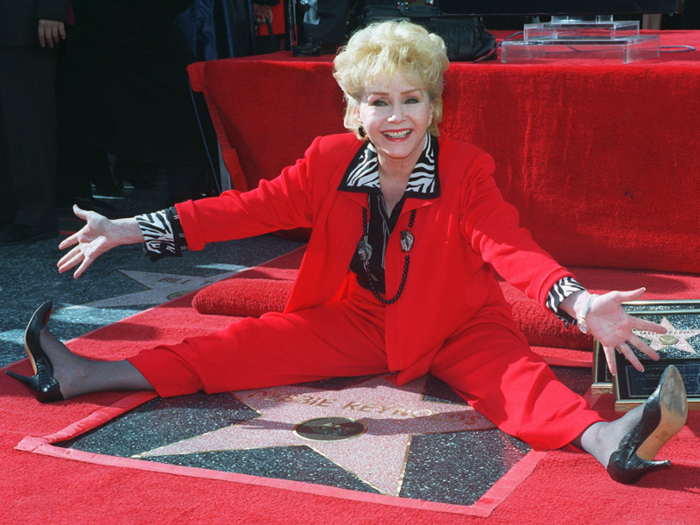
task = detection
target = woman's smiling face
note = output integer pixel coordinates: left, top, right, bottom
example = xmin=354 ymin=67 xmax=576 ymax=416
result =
xmin=357 ymin=75 xmax=434 ymax=169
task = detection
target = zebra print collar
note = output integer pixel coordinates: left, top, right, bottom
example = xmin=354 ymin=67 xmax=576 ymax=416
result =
xmin=338 ymin=133 xmax=440 ymax=199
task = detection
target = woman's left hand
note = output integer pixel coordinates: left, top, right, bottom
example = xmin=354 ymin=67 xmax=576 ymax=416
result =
xmin=575 ymin=288 xmax=665 ymax=375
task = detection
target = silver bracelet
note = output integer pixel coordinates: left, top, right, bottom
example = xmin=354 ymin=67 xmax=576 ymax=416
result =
xmin=577 ymin=293 xmax=599 ymax=334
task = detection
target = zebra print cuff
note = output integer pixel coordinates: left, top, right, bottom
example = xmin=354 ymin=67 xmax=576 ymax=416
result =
xmin=546 ymin=277 xmax=586 ymax=327
xmin=135 ymin=207 xmax=188 ymax=262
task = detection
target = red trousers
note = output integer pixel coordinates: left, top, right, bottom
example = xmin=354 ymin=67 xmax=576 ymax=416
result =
xmin=129 ymin=279 xmax=603 ymax=450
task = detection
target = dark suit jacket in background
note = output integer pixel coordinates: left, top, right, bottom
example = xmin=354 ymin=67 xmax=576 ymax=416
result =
xmin=0 ymin=0 xmax=67 ymax=228
xmin=58 ymin=0 xmax=209 ymax=166
xmin=0 ymin=0 xmax=68 ymax=46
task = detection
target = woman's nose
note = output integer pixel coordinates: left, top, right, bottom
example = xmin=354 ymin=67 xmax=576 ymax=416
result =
xmin=387 ymin=103 xmax=405 ymax=122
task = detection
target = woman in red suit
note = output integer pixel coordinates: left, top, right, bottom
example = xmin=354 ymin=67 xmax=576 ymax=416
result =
xmin=8 ymin=21 xmax=687 ymax=484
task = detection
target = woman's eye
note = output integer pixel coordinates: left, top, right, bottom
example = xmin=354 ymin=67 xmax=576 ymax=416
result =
xmin=405 ymin=97 xmax=420 ymax=104
xmin=370 ymin=99 xmax=388 ymax=107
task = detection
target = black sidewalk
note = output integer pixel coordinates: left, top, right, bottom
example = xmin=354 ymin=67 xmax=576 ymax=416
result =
xmin=0 ymin=179 xmax=303 ymax=368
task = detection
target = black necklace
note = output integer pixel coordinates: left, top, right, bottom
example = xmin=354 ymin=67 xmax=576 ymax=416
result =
xmin=357 ymin=207 xmax=416 ymax=305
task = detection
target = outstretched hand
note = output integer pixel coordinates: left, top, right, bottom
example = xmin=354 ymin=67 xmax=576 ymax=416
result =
xmin=582 ymin=288 xmax=665 ymax=375
xmin=58 ymin=205 xmax=144 ymax=279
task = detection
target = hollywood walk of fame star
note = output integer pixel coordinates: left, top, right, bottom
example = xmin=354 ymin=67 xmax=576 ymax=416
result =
xmin=79 ymin=269 xmax=240 ymax=308
xmin=634 ymin=316 xmax=700 ymax=356
xmin=135 ymin=376 xmax=495 ymax=496
xmin=0 ymin=270 xmax=241 ymax=347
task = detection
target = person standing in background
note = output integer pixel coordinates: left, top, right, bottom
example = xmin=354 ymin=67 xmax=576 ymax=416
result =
xmin=177 ymin=0 xmax=281 ymax=61
xmin=0 ymin=0 xmax=68 ymax=245
xmin=56 ymin=0 xmax=217 ymax=210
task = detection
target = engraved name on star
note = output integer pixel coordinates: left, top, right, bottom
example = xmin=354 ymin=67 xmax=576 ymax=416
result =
xmin=134 ymin=376 xmax=494 ymax=496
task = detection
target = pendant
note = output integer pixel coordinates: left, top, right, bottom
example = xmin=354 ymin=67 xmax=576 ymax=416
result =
xmin=357 ymin=238 xmax=372 ymax=263
xmin=400 ymin=230 xmax=414 ymax=253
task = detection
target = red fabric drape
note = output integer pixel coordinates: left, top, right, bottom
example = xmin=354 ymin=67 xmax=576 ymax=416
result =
xmin=189 ymin=30 xmax=700 ymax=275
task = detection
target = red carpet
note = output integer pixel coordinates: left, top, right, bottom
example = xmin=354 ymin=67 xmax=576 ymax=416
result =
xmin=12 ymin=383 xmax=546 ymax=518
xmin=2 ymin=250 xmax=699 ymax=524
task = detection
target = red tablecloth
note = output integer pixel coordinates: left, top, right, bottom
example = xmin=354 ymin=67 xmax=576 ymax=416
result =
xmin=188 ymin=30 xmax=700 ymax=274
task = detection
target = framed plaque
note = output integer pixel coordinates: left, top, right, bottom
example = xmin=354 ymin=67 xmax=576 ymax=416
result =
xmin=591 ymin=342 xmax=614 ymax=395
xmin=611 ymin=300 xmax=700 ymax=412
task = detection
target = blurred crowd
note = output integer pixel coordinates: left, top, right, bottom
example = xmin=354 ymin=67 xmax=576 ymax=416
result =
xmin=0 ymin=0 xmax=279 ymax=246
xmin=2 ymin=0 xmax=698 ymax=246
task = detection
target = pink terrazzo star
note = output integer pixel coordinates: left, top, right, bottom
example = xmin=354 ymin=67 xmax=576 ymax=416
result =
xmin=136 ymin=376 xmax=495 ymax=496
xmin=634 ymin=317 xmax=700 ymax=355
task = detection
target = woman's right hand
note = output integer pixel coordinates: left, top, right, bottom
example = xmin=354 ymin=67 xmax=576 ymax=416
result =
xmin=58 ymin=205 xmax=145 ymax=278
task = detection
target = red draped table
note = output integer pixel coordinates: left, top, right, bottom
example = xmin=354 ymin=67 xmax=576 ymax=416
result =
xmin=188 ymin=30 xmax=700 ymax=275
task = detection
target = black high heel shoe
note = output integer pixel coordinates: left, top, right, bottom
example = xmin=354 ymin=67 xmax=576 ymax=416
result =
xmin=607 ymin=365 xmax=687 ymax=484
xmin=5 ymin=301 xmax=64 ymax=403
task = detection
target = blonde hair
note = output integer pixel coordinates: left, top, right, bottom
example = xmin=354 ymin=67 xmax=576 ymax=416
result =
xmin=333 ymin=20 xmax=449 ymax=139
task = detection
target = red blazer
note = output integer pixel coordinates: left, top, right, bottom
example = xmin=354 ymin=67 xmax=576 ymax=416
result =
xmin=177 ymin=133 xmax=574 ymax=385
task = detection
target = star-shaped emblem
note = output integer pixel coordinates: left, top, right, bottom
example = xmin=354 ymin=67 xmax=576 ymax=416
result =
xmin=633 ymin=316 xmax=700 ymax=355
xmin=134 ymin=376 xmax=494 ymax=496
xmin=80 ymin=270 xmax=239 ymax=308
